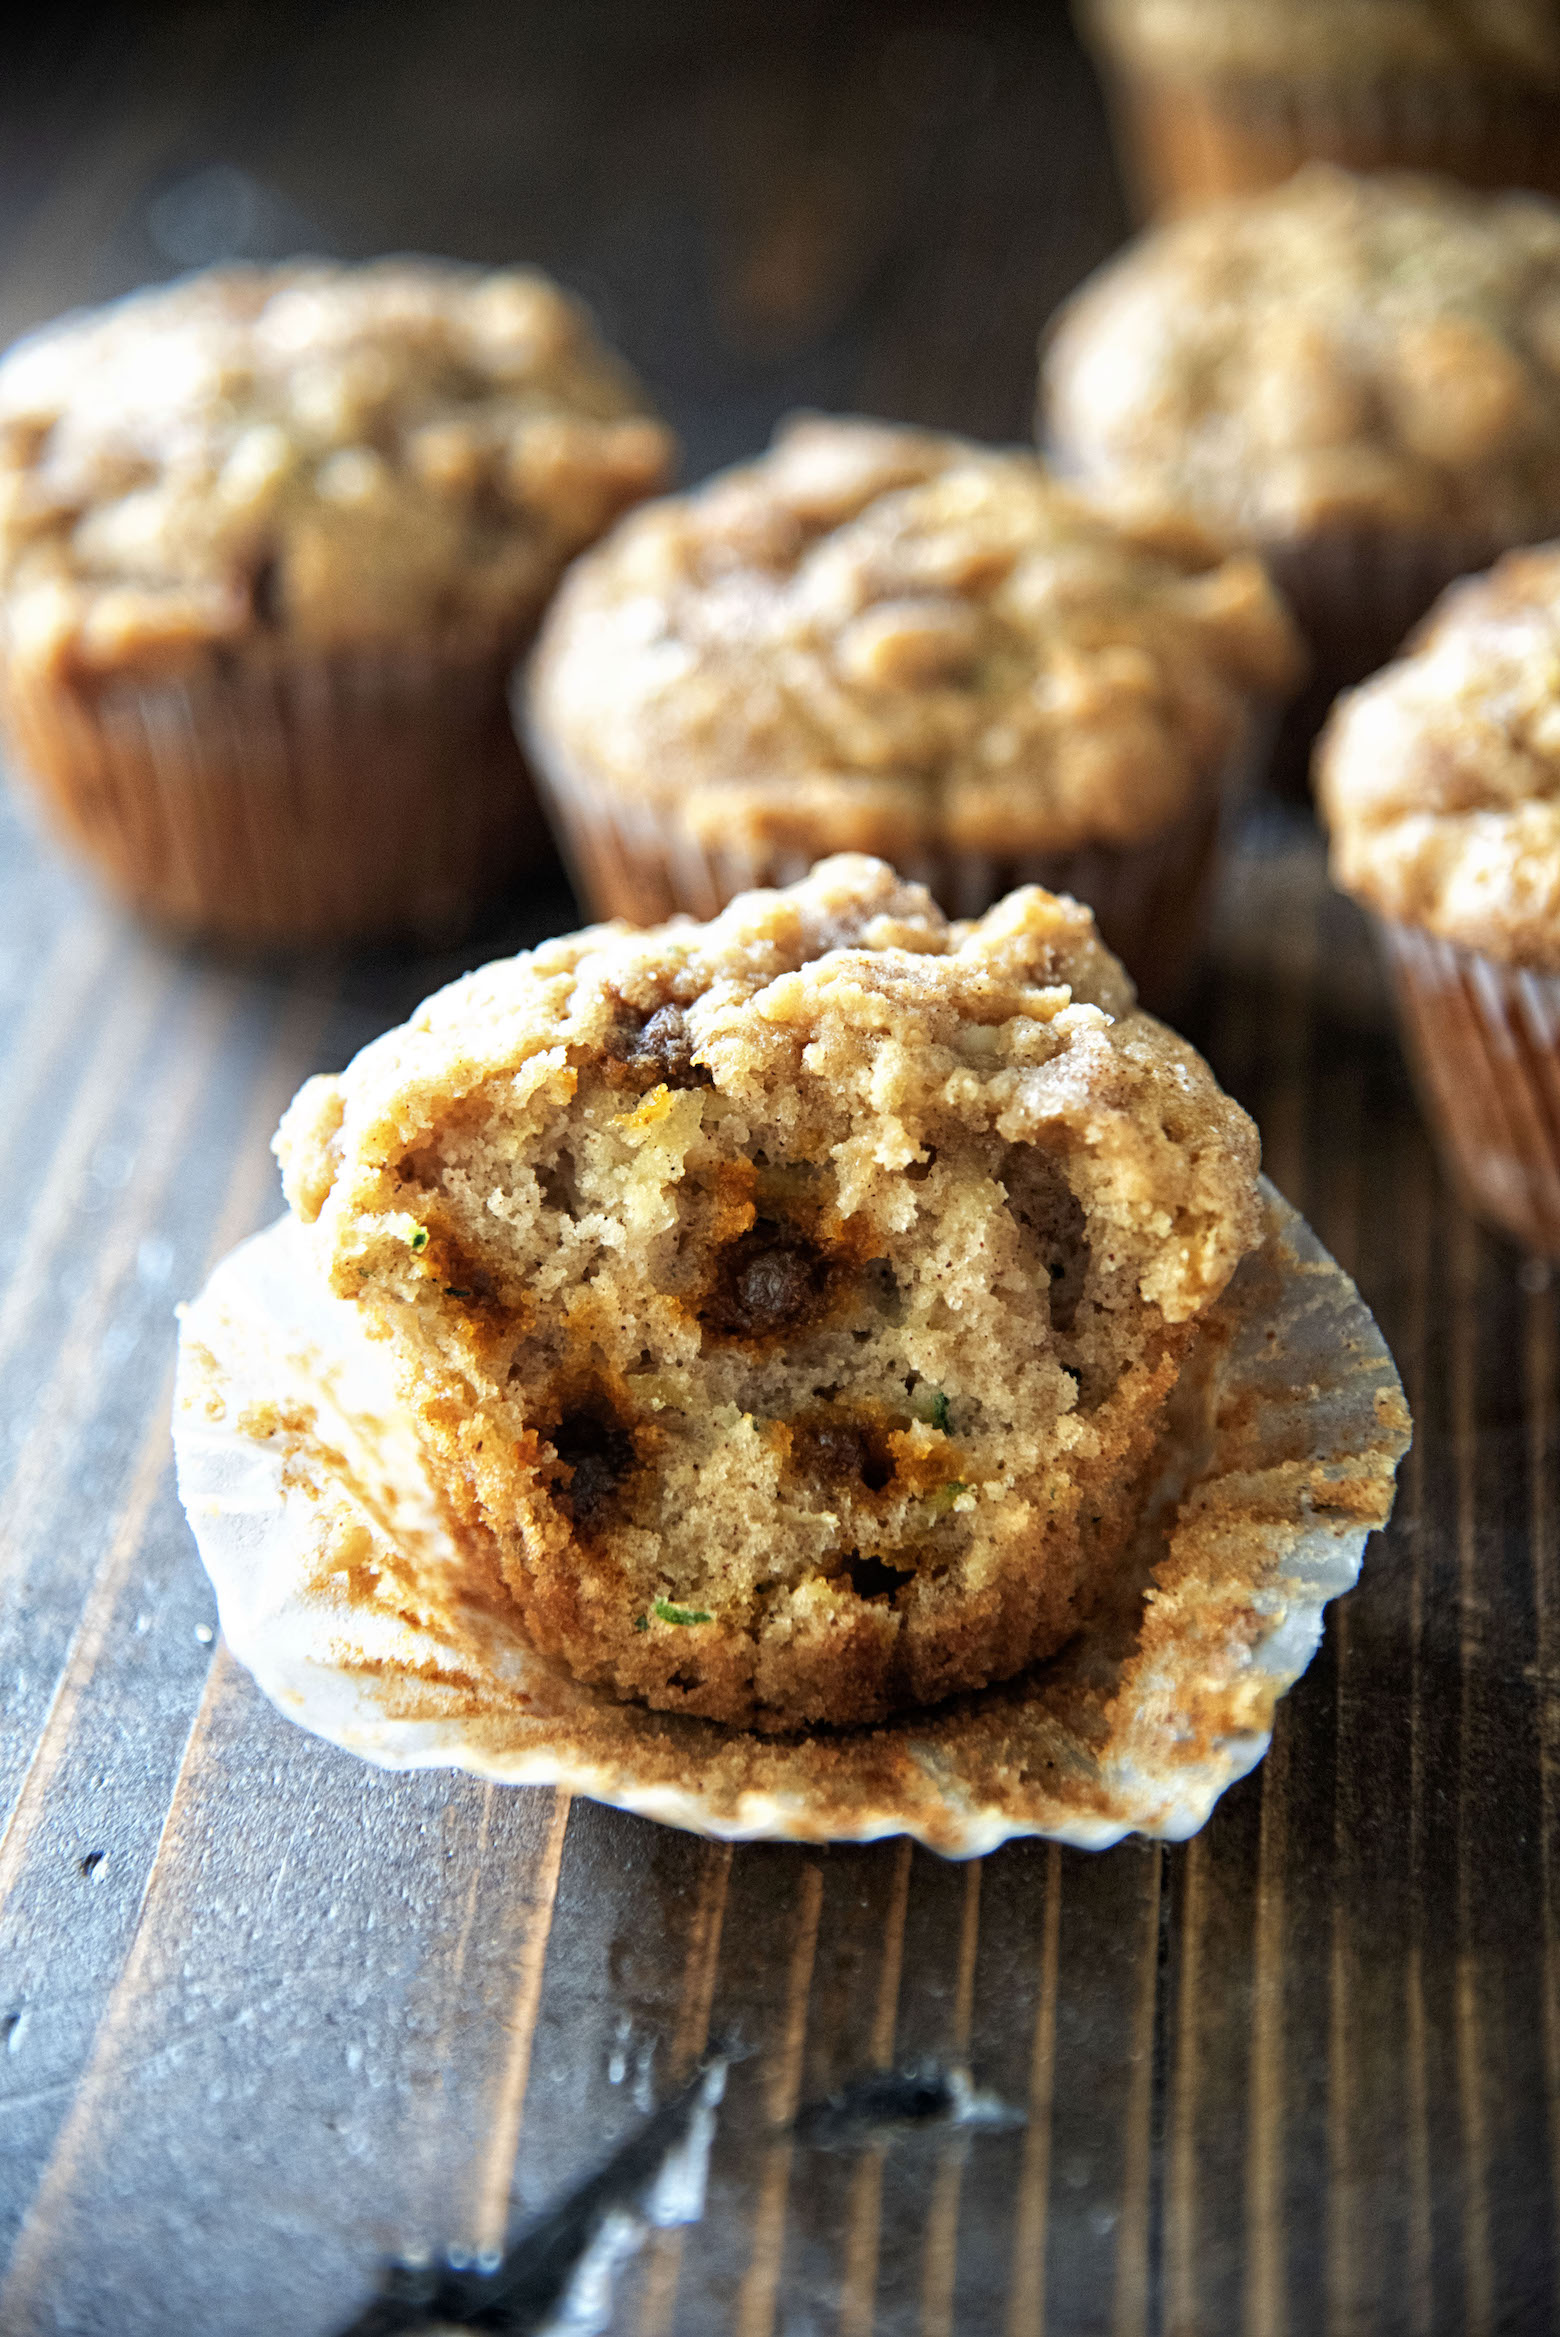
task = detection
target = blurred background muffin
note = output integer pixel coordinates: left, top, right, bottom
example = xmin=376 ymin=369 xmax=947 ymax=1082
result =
xmin=0 ymin=259 xmax=674 ymax=945
xmin=1044 ymin=166 xmax=1560 ymax=787
xmin=524 ymin=413 xmax=1302 ymax=1007
xmin=1318 ymin=544 xmax=1560 ymax=1255
xmin=1075 ymin=0 xmax=1560 ymax=220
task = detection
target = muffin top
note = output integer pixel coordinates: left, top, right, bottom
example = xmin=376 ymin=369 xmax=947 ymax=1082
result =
xmin=1319 ymin=545 xmax=1560 ymax=969
xmin=0 ymin=260 xmax=674 ymax=681
xmin=1045 ymin=167 xmax=1560 ymax=548
xmin=1077 ymin=0 xmax=1560 ymax=82
xmin=526 ymin=415 xmax=1301 ymax=860
xmin=276 ymin=854 xmax=1262 ymax=1730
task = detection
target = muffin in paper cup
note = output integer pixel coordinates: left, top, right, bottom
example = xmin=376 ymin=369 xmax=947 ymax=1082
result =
xmin=1318 ymin=546 xmax=1560 ymax=1257
xmin=1074 ymin=0 xmax=1560 ymax=219
xmin=171 ymin=857 xmax=1407 ymax=1844
xmin=1043 ymin=169 xmax=1560 ymax=792
xmin=0 ymin=260 xmax=674 ymax=945
xmin=521 ymin=416 xmax=1303 ymax=1010
xmin=173 ymin=1179 xmax=1408 ymax=1855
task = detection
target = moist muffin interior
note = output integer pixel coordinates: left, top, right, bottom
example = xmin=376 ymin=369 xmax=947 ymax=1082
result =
xmin=278 ymin=856 xmax=1261 ymax=1732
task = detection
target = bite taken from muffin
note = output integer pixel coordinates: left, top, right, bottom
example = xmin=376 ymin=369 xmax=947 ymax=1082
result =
xmin=274 ymin=856 xmax=1263 ymax=1733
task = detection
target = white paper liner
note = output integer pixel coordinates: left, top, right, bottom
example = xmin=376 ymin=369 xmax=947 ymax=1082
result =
xmin=173 ymin=1181 xmax=1408 ymax=1858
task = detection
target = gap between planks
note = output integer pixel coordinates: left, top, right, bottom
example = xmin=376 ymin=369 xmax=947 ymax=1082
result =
xmin=1004 ymin=1843 xmax=1063 ymax=2337
xmin=635 ymin=1839 xmax=735 ymax=2337
xmin=733 ymin=1860 xmax=826 ymax=2337
xmin=919 ymin=1857 xmax=983 ymax=2337
xmin=1451 ymin=1210 xmax=1495 ymax=2337
xmin=836 ymin=1836 xmax=915 ymax=2337
xmin=1527 ymin=1276 xmax=1560 ymax=2326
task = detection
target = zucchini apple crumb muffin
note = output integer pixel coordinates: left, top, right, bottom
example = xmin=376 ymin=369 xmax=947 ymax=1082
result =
xmin=1319 ymin=546 xmax=1560 ymax=1253
xmin=1076 ymin=0 xmax=1560 ymax=220
xmin=1045 ymin=166 xmax=1560 ymax=780
xmin=523 ymin=414 xmax=1301 ymax=1004
xmin=0 ymin=259 xmax=674 ymax=942
xmin=274 ymin=854 xmax=1263 ymax=1731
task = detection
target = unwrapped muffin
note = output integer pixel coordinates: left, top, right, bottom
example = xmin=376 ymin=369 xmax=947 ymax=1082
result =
xmin=0 ymin=260 xmax=674 ymax=943
xmin=1318 ymin=545 xmax=1560 ymax=1252
xmin=1076 ymin=0 xmax=1560 ymax=219
xmin=1045 ymin=167 xmax=1560 ymax=776
xmin=523 ymin=415 xmax=1302 ymax=1005
xmin=273 ymin=855 xmax=1265 ymax=1732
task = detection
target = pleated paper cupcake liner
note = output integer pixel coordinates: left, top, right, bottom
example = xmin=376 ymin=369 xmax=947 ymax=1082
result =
xmin=0 ymin=641 xmax=551 ymax=947
xmin=172 ymin=1181 xmax=1410 ymax=1858
xmin=1092 ymin=59 xmax=1560 ymax=220
xmin=522 ymin=710 xmax=1230 ymax=1013
xmin=1381 ymin=920 xmax=1560 ymax=1257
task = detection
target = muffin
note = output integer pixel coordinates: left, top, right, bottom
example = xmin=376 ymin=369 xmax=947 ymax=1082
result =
xmin=0 ymin=260 xmax=674 ymax=943
xmin=273 ymin=855 xmax=1265 ymax=1733
xmin=1075 ymin=0 xmax=1560 ymax=221
xmin=523 ymin=415 xmax=1302 ymax=1006
xmin=1045 ymin=166 xmax=1560 ymax=781
xmin=175 ymin=1182 xmax=1409 ymax=1849
xmin=1318 ymin=545 xmax=1560 ymax=1253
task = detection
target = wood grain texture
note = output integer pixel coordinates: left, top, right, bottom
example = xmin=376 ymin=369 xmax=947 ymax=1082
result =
xmin=0 ymin=5 xmax=1552 ymax=2331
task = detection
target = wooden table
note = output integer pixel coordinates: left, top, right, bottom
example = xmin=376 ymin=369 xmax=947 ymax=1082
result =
xmin=0 ymin=6 xmax=1554 ymax=2331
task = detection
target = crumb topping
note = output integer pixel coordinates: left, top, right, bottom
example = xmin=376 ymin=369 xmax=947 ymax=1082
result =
xmin=0 ymin=260 xmax=674 ymax=679
xmin=1319 ymin=544 xmax=1560 ymax=967
xmin=275 ymin=855 xmax=1262 ymax=1730
xmin=1045 ymin=167 xmax=1560 ymax=548
xmin=526 ymin=415 xmax=1301 ymax=860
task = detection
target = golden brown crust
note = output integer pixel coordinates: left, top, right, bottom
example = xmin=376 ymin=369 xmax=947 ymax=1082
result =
xmin=275 ymin=855 xmax=1263 ymax=1731
xmin=525 ymin=414 xmax=1301 ymax=861
xmin=1045 ymin=167 xmax=1560 ymax=552
xmin=0 ymin=260 xmax=674 ymax=682
xmin=1318 ymin=544 xmax=1560 ymax=969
